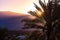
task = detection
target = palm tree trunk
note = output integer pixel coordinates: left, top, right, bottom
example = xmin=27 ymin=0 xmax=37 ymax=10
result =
xmin=46 ymin=22 xmax=53 ymax=40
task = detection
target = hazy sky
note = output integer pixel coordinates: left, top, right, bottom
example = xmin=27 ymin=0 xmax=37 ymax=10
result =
xmin=0 ymin=0 xmax=39 ymax=13
xmin=0 ymin=0 xmax=48 ymax=13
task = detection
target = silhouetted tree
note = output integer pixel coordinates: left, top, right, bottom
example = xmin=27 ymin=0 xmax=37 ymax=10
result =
xmin=22 ymin=0 xmax=60 ymax=40
xmin=0 ymin=28 xmax=8 ymax=40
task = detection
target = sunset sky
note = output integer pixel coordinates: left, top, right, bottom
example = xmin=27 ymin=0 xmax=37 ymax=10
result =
xmin=0 ymin=0 xmax=38 ymax=13
xmin=0 ymin=0 xmax=48 ymax=13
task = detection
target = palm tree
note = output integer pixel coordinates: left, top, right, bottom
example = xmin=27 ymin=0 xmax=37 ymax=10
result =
xmin=22 ymin=0 xmax=60 ymax=40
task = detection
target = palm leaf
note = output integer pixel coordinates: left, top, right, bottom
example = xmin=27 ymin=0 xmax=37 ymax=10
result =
xmin=28 ymin=11 xmax=36 ymax=16
xmin=39 ymin=0 xmax=47 ymax=12
xmin=28 ymin=11 xmax=40 ymax=18
xmin=33 ymin=3 xmax=42 ymax=12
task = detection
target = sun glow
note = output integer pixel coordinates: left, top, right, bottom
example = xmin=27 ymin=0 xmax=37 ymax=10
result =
xmin=37 ymin=10 xmax=43 ymax=17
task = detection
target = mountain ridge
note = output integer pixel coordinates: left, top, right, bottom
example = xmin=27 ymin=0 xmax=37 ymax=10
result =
xmin=0 ymin=11 xmax=35 ymax=30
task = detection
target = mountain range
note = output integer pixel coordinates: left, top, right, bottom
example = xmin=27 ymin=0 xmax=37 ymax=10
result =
xmin=0 ymin=11 xmax=34 ymax=30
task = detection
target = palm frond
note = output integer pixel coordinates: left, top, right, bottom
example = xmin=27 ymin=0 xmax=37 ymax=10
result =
xmin=39 ymin=0 xmax=47 ymax=12
xmin=44 ymin=0 xmax=46 ymax=5
xmin=33 ymin=3 xmax=42 ymax=12
xmin=28 ymin=11 xmax=36 ymax=16
xmin=28 ymin=11 xmax=40 ymax=18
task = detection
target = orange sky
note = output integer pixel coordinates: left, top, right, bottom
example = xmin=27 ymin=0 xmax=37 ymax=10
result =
xmin=0 ymin=0 xmax=48 ymax=14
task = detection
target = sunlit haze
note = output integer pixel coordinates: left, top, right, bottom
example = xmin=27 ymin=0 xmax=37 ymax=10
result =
xmin=0 ymin=0 xmax=48 ymax=14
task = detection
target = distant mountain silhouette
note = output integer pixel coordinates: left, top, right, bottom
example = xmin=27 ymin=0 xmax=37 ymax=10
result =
xmin=0 ymin=11 xmax=35 ymax=30
xmin=0 ymin=11 xmax=28 ymax=18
